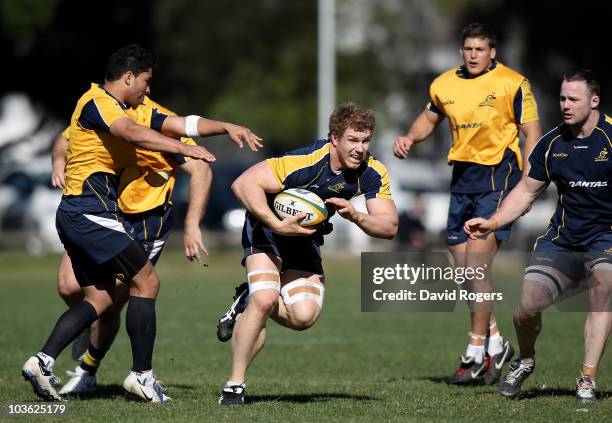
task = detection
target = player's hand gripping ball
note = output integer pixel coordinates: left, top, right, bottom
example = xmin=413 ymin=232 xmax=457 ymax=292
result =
xmin=273 ymin=188 xmax=328 ymax=227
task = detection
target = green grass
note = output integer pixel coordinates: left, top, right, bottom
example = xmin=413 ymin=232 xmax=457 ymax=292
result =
xmin=0 ymin=250 xmax=609 ymax=421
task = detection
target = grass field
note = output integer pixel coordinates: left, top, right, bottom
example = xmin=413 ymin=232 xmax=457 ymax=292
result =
xmin=0 ymin=249 xmax=609 ymax=421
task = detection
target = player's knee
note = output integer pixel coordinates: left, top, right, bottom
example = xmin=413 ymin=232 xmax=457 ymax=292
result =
xmin=588 ymin=296 xmax=611 ymax=313
xmin=248 ymin=291 xmax=279 ymax=317
xmin=57 ymin=263 xmax=83 ymax=304
xmin=57 ymin=275 xmax=82 ymax=303
xmin=288 ymin=303 xmax=320 ymax=330
xmin=587 ymin=271 xmax=611 ymax=311
xmin=513 ymin=300 xmax=543 ymax=324
xmin=281 ymin=278 xmax=324 ymax=330
xmin=129 ymin=262 xmax=160 ymax=298
xmin=84 ymin=293 xmax=113 ymax=317
xmin=517 ymin=295 xmax=547 ymax=318
xmin=464 ymin=265 xmax=491 ymax=290
xmin=246 ymin=268 xmax=281 ymax=316
xmin=519 ymin=279 xmax=555 ymax=316
xmin=514 ymin=307 xmax=531 ymax=323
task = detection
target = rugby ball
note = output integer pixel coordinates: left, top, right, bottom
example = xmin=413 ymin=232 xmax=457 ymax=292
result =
xmin=273 ymin=188 xmax=328 ymax=227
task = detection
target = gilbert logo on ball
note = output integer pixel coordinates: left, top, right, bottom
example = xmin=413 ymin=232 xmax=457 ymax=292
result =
xmin=273 ymin=188 xmax=328 ymax=227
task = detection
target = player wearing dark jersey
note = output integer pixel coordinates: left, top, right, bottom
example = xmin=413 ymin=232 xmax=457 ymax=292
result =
xmin=217 ymin=103 xmax=398 ymax=405
xmin=465 ymin=70 xmax=611 ymax=403
xmin=393 ymin=23 xmax=542 ymax=385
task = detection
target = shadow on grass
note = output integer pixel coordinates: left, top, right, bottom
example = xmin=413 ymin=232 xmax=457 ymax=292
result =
xmin=414 ymin=380 xmax=612 ymax=400
xmin=62 ymin=384 xmax=125 ymax=400
xmin=62 ymin=383 xmax=199 ymax=400
xmin=413 ymin=376 xmax=487 ymax=387
xmin=520 ymin=387 xmax=612 ymax=400
xmin=247 ymin=393 xmax=379 ymax=404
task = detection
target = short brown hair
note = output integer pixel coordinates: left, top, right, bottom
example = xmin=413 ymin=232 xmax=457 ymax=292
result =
xmin=461 ymin=22 xmax=496 ymax=48
xmin=328 ymin=102 xmax=375 ymax=139
xmin=563 ymin=69 xmax=600 ymax=97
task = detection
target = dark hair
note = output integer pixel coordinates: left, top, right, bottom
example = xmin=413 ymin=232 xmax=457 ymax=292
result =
xmin=563 ymin=69 xmax=600 ymax=97
xmin=461 ymin=22 xmax=496 ymax=48
xmin=105 ymin=44 xmax=155 ymax=82
xmin=328 ymin=102 xmax=375 ymax=139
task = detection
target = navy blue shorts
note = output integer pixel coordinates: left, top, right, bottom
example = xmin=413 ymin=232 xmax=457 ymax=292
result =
xmin=446 ymin=191 xmax=514 ymax=246
xmin=241 ymin=213 xmax=324 ymax=275
xmin=125 ymin=205 xmax=174 ymax=265
xmin=56 ymin=208 xmax=148 ymax=287
xmin=529 ymin=230 xmax=612 ymax=281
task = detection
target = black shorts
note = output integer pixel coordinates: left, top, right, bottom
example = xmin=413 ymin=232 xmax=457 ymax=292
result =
xmin=125 ymin=205 xmax=174 ymax=265
xmin=241 ymin=212 xmax=323 ymax=275
xmin=56 ymin=209 xmax=148 ymax=286
xmin=446 ymin=191 xmax=514 ymax=246
xmin=528 ymin=231 xmax=612 ymax=282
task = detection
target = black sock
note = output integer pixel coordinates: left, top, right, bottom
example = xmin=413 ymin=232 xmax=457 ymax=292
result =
xmin=126 ymin=296 xmax=156 ymax=372
xmin=41 ymin=301 xmax=98 ymax=359
xmin=80 ymin=341 xmax=107 ymax=375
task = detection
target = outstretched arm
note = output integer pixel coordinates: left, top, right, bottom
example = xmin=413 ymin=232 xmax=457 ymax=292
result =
xmin=110 ymin=117 xmax=216 ymax=162
xmin=161 ymin=115 xmax=263 ymax=152
xmin=325 ymin=197 xmax=398 ymax=239
xmin=393 ymin=109 xmax=444 ymax=159
xmin=178 ymin=159 xmax=212 ymax=262
xmin=464 ymin=175 xmax=547 ymax=239
xmin=231 ymin=161 xmax=316 ymax=237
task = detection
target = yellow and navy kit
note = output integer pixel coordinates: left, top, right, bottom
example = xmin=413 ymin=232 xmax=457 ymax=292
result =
xmin=117 ymin=96 xmax=196 ymax=214
xmin=242 ymin=139 xmax=393 ymax=273
xmin=59 ymin=94 xmax=195 ymax=215
xmin=61 ymin=84 xmax=169 ymax=213
xmin=57 ymin=95 xmax=194 ymax=272
xmin=529 ymin=113 xmax=612 ymax=248
xmin=428 ymin=61 xmax=539 ymax=193
xmin=264 ymin=139 xmax=391 ymax=240
xmin=266 ymin=139 xmax=392 ymax=203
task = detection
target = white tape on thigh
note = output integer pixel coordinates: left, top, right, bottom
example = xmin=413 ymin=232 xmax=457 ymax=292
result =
xmin=589 ymin=258 xmax=612 ymax=273
xmin=247 ymin=270 xmax=280 ymax=294
xmin=281 ymin=279 xmax=325 ymax=308
xmin=524 ymin=265 xmax=561 ymax=299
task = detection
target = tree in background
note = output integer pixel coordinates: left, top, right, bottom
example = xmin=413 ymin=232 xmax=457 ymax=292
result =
xmin=1 ymin=0 xmax=608 ymax=155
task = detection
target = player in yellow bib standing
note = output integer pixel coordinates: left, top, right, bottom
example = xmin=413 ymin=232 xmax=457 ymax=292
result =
xmin=393 ymin=23 xmax=542 ymax=385
xmin=49 ymin=95 xmax=260 ymax=397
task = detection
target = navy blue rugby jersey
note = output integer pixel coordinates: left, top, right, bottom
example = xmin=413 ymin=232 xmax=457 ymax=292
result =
xmin=266 ymin=139 xmax=392 ymax=202
xmin=257 ymin=139 xmax=392 ymax=238
xmin=528 ymin=113 xmax=612 ymax=247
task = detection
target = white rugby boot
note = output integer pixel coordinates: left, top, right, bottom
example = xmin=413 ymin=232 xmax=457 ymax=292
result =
xmin=59 ymin=366 xmax=96 ymax=395
xmin=122 ymin=371 xmax=172 ymax=403
xmin=22 ymin=356 xmax=62 ymax=401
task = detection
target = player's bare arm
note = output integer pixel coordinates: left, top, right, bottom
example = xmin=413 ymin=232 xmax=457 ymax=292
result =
xmin=464 ymin=176 xmax=547 ymax=238
xmin=518 ymin=120 xmax=542 ymax=176
xmin=109 ymin=117 xmax=216 ymax=161
xmin=325 ymin=197 xmax=398 ymax=239
xmin=393 ymin=109 xmax=444 ymax=159
xmin=51 ymin=133 xmax=68 ymax=189
xmin=161 ymin=115 xmax=263 ymax=151
xmin=179 ymin=159 xmax=212 ymax=262
xmin=231 ymin=161 xmax=316 ymax=237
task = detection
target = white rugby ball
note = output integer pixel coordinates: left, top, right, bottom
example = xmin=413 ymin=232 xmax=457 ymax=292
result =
xmin=273 ymin=188 xmax=328 ymax=227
